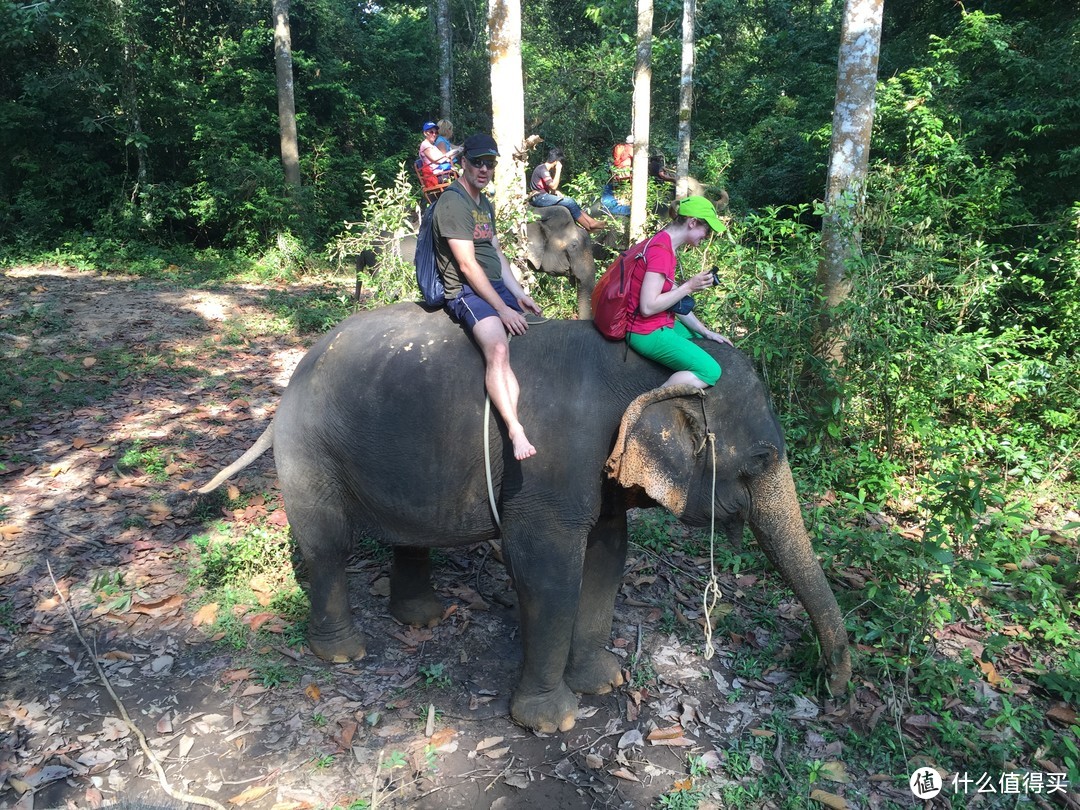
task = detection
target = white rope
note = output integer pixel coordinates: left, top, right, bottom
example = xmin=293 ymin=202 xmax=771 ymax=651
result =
xmin=701 ymin=432 xmax=723 ymax=660
xmin=483 ymin=394 xmax=502 ymax=532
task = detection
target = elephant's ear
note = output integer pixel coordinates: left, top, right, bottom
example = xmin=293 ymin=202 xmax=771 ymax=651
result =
xmin=605 ymin=384 xmax=708 ymax=515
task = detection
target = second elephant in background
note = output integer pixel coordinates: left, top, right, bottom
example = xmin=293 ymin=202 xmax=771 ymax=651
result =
xmin=525 ymin=205 xmax=597 ymax=320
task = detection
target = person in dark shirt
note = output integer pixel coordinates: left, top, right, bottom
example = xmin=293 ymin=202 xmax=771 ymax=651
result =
xmin=529 ymin=148 xmax=606 ymax=233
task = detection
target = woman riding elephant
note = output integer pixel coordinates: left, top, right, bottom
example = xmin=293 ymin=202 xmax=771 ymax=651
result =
xmin=624 ymin=196 xmax=732 ymax=388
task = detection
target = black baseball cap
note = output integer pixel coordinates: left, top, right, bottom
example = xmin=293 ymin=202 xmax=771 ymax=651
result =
xmin=463 ymin=133 xmax=499 ymax=159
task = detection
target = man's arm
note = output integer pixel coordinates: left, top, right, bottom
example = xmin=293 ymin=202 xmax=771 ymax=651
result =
xmin=447 ymin=238 xmax=536 ymax=335
xmin=491 ymin=233 xmax=542 ymax=317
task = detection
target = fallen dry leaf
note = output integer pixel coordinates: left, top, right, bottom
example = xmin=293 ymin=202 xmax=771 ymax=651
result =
xmin=610 ymin=768 xmax=640 ymax=782
xmin=820 ymin=761 xmax=849 ymax=783
xmin=246 ymin=612 xmax=278 ymax=633
xmin=228 ymin=785 xmax=274 ymax=806
xmin=429 ymin=728 xmax=456 ymax=748
xmin=222 ymin=668 xmax=252 ymax=684
xmin=0 ymin=524 xmax=23 ymax=539
xmin=177 ymin=735 xmax=195 ymax=758
xmin=978 ymin=658 xmax=1001 ymax=686
xmin=192 ymin=603 xmax=219 ymax=627
xmin=809 ymin=789 xmax=848 ymax=809
xmin=304 ymin=683 xmax=321 ymax=702
xmin=475 ymin=736 xmax=505 ymax=751
xmin=1047 ymin=705 xmax=1077 ymax=726
xmin=131 ymin=594 xmax=183 ymax=617
xmin=647 ymin=725 xmax=685 ymax=741
xmin=100 ymin=716 xmax=130 ymax=741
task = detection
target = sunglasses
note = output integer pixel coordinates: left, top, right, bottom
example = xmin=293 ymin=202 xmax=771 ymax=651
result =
xmin=467 ymin=156 xmax=498 ymax=170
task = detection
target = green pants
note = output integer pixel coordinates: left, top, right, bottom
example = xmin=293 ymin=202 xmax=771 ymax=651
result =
xmin=627 ymin=320 xmax=721 ymax=385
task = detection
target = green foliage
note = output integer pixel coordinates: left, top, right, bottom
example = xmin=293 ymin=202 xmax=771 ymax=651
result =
xmin=186 ymin=517 xmax=308 ymax=650
xmin=117 ymin=440 xmax=170 ymax=482
xmin=418 ymin=662 xmax=451 ymax=689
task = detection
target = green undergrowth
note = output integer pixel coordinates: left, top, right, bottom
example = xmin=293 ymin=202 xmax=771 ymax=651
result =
xmin=185 ymin=503 xmax=309 ymax=654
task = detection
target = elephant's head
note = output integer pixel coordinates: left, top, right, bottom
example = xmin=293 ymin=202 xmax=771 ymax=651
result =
xmin=606 ymin=383 xmax=852 ymax=695
xmin=525 ymin=206 xmax=596 ymax=319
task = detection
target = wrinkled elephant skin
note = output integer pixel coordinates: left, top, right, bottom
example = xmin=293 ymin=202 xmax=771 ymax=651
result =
xmin=201 ymin=304 xmax=851 ymax=732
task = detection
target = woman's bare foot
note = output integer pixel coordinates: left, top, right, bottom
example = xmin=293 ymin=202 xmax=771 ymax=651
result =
xmin=509 ymin=427 xmax=537 ymax=460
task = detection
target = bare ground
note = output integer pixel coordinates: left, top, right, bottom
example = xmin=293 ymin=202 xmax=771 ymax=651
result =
xmin=0 ymin=266 xmax=1023 ymax=810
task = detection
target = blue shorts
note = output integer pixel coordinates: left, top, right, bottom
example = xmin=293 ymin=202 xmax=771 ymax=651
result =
xmin=446 ymin=280 xmax=521 ymax=330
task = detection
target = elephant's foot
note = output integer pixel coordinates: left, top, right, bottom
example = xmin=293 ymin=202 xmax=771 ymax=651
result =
xmin=390 ymin=592 xmax=443 ymax=628
xmin=307 ymin=625 xmax=367 ymax=663
xmin=565 ymin=649 xmax=625 ymax=695
xmin=510 ymin=682 xmax=578 ymax=733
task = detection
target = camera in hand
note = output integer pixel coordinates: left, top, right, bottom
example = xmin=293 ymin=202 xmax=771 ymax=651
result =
xmin=710 ymin=267 xmax=720 ymax=286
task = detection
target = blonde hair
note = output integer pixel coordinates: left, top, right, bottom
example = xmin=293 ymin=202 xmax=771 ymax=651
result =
xmin=436 ymin=119 xmax=454 ymax=141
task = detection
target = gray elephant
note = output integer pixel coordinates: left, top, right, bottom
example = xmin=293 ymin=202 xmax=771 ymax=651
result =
xmin=199 ymin=303 xmax=851 ymax=733
xmin=524 ymin=205 xmax=597 ymax=320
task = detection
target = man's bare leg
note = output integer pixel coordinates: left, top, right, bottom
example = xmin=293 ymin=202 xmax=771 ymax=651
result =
xmin=472 ymin=317 xmax=536 ymax=460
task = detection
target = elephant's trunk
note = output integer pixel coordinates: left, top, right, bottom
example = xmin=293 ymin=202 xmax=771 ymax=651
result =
xmin=746 ymin=457 xmax=851 ymax=695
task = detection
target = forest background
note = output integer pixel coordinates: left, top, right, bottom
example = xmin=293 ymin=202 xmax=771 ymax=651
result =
xmin=2 ymin=0 xmax=1079 ymax=800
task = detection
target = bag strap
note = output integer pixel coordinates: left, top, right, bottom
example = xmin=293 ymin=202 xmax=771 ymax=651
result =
xmin=620 ymin=235 xmax=659 ymax=342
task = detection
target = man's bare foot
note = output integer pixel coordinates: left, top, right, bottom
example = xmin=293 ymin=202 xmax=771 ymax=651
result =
xmin=510 ymin=428 xmax=537 ymax=460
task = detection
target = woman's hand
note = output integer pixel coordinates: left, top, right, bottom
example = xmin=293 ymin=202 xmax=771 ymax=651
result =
xmin=684 ymin=269 xmax=716 ymax=292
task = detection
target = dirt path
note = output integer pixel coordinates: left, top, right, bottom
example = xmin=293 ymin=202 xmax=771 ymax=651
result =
xmin=0 ymin=267 xmax=913 ymax=810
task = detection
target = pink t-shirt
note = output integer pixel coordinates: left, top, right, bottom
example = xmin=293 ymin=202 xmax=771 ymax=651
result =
xmin=626 ymin=232 xmax=677 ymax=335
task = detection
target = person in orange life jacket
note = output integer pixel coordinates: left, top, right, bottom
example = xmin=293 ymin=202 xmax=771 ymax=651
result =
xmin=611 ymin=135 xmax=633 ymax=183
xmin=624 ymin=196 xmax=733 ymax=389
xmin=434 ymin=133 xmax=543 ymax=461
xmin=529 ymin=148 xmax=607 ymax=233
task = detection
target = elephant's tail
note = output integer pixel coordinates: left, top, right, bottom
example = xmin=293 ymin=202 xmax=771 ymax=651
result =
xmin=197 ymin=422 xmax=275 ymax=494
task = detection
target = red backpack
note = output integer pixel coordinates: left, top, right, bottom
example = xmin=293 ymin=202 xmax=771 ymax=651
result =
xmin=591 ymin=239 xmax=652 ymax=340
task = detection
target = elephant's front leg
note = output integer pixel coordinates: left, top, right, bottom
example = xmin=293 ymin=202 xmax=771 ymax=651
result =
xmin=389 ymin=546 xmax=443 ymax=627
xmin=505 ymin=529 xmax=586 ymax=733
xmin=565 ymin=510 xmax=627 ymax=695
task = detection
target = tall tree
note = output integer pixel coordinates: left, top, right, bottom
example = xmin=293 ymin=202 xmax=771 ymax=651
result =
xmin=811 ymin=0 xmax=883 ymax=376
xmin=629 ymin=0 xmax=654 ymax=242
xmin=272 ymin=0 xmax=301 ymax=189
xmin=675 ymin=0 xmax=696 ymax=199
xmin=437 ymin=0 xmax=452 ymax=120
xmin=488 ymin=0 xmax=526 ymax=210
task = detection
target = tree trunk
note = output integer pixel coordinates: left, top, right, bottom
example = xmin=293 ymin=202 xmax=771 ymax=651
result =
xmin=272 ymin=0 xmax=301 ymax=190
xmin=675 ymin=0 xmax=696 ymax=199
xmin=111 ymin=0 xmax=148 ymax=203
xmin=437 ymin=0 xmax=452 ymax=120
xmin=488 ymin=0 xmax=526 ymax=215
xmin=628 ymin=0 xmax=653 ymax=243
xmin=810 ymin=0 xmax=883 ymax=377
